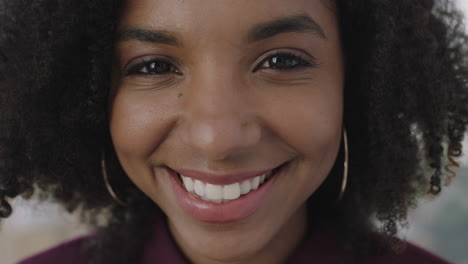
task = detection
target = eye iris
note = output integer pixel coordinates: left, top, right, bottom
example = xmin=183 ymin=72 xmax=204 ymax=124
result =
xmin=268 ymin=55 xmax=305 ymax=69
xmin=146 ymin=61 xmax=171 ymax=74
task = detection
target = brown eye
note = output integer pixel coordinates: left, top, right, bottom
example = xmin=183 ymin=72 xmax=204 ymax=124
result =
xmin=255 ymin=52 xmax=316 ymax=71
xmin=126 ymin=59 xmax=180 ymax=76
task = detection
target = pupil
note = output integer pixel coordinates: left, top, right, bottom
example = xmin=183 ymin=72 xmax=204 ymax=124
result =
xmin=270 ymin=56 xmax=299 ymax=68
xmin=148 ymin=62 xmax=170 ymax=73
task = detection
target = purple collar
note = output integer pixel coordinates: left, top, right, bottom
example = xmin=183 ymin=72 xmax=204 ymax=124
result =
xmin=19 ymin=211 xmax=451 ymax=264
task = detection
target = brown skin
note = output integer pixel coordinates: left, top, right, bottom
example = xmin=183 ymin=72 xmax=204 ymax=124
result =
xmin=110 ymin=1 xmax=344 ymax=263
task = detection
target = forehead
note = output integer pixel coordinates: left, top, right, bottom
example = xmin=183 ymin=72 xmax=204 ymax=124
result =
xmin=118 ymin=0 xmax=337 ymax=41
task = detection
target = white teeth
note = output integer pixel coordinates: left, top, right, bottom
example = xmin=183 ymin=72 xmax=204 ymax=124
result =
xmin=178 ymin=169 xmax=274 ymax=203
xmin=181 ymin=176 xmax=194 ymax=192
xmin=223 ymin=183 xmax=241 ymax=200
xmin=240 ymin=180 xmax=252 ymax=195
xmin=205 ymin=183 xmax=223 ymax=200
xmin=200 ymin=195 xmax=223 ymax=203
xmin=251 ymin=176 xmax=260 ymax=190
xmin=194 ymin=180 xmax=206 ymax=196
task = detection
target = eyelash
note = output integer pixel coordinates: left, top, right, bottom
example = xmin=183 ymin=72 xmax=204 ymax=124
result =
xmin=254 ymin=51 xmax=316 ymax=72
xmin=125 ymin=58 xmax=180 ymax=76
xmin=124 ymin=51 xmax=316 ymax=76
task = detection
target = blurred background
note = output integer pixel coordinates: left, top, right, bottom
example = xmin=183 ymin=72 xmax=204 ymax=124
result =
xmin=2 ymin=2 xmax=468 ymax=264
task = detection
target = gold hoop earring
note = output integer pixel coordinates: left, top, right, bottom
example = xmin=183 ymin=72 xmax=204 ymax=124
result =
xmin=101 ymin=152 xmax=127 ymax=206
xmin=336 ymin=128 xmax=349 ymax=202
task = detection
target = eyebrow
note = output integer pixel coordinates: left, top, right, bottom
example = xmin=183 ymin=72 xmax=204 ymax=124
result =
xmin=247 ymin=14 xmax=327 ymax=43
xmin=117 ymin=28 xmax=180 ymax=46
xmin=116 ymin=14 xmax=326 ymax=46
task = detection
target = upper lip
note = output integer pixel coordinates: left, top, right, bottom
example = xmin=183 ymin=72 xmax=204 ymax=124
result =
xmin=170 ymin=165 xmax=282 ymax=186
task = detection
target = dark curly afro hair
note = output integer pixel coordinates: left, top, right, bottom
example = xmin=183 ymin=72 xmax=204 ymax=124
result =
xmin=1 ymin=0 xmax=467 ymax=263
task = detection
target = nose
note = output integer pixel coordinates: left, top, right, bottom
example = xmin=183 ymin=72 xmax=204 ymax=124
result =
xmin=178 ymin=72 xmax=261 ymax=161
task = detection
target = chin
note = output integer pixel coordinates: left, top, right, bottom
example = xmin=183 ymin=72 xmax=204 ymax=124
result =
xmin=172 ymin=220 xmax=275 ymax=262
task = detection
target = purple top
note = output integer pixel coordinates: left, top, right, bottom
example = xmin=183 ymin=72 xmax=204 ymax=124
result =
xmin=18 ymin=214 xmax=451 ymax=264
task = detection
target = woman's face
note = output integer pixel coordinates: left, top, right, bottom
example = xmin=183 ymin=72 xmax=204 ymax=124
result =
xmin=111 ymin=0 xmax=343 ymax=263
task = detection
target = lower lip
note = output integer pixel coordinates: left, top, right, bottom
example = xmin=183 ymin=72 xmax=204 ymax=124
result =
xmin=169 ymin=166 xmax=283 ymax=223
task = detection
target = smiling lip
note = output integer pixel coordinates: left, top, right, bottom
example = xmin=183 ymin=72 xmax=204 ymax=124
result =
xmin=172 ymin=168 xmax=273 ymax=186
xmin=168 ymin=164 xmax=285 ymax=223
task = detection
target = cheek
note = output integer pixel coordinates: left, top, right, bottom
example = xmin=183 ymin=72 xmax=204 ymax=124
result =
xmin=298 ymin=99 xmax=342 ymax=158
xmin=110 ymin=90 xmax=177 ymax=162
xmin=265 ymin=83 xmax=343 ymax=158
xmin=265 ymin=80 xmax=343 ymax=198
xmin=300 ymin=88 xmax=343 ymax=183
